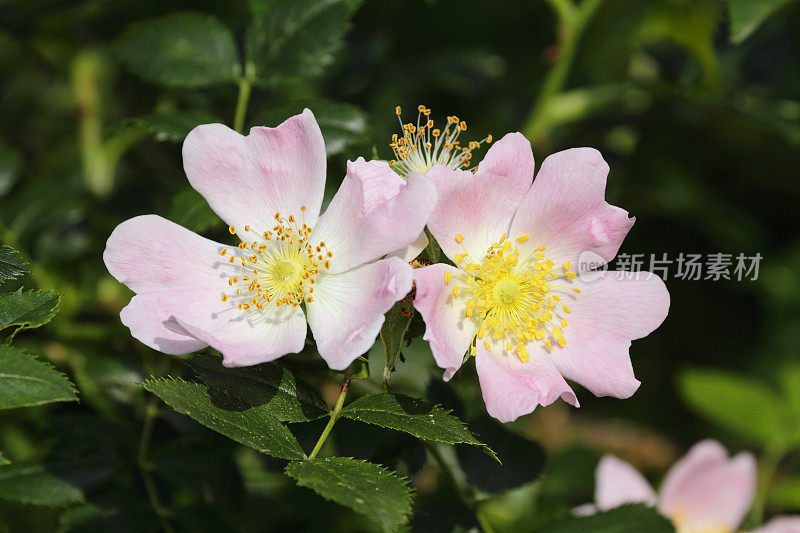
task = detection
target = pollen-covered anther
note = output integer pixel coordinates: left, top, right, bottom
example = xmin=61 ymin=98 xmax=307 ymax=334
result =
xmin=388 ymin=105 xmax=492 ymax=177
xmin=453 ymin=233 xmax=579 ymax=362
xmin=219 ymin=209 xmax=332 ymax=310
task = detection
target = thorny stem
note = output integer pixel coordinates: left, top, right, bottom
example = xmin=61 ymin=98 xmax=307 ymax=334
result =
xmin=425 ymin=442 xmax=495 ymax=533
xmin=233 ymin=76 xmax=253 ymax=134
xmin=524 ymin=0 xmax=604 ymax=140
xmin=138 ymin=398 xmax=175 ymax=533
xmin=308 ymin=366 xmax=354 ymax=459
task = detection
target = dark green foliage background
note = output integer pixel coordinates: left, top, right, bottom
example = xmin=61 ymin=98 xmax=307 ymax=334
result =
xmin=1 ymin=0 xmax=799 ymax=530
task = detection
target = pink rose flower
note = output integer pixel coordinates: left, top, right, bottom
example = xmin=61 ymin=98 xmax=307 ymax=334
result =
xmin=104 ymin=110 xmax=436 ymax=369
xmin=412 ymin=132 xmax=670 ymax=422
xmin=579 ymin=440 xmax=800 ymax=533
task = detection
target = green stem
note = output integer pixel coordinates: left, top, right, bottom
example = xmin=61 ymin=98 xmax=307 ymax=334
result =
xmin=308 ymin=368 xmax=353 ymax=460
xmin=138 ymin=398 xmax=175 ymax=533
xmin=232 ymin=77 xmax=252 ymax=134
xmin=523 ymin=0 xmax=604 ymax=140
xmin=748 ymin=441 xmax=787 ymax=526
xmin=425 ymin=442 xmax=495 ymax=533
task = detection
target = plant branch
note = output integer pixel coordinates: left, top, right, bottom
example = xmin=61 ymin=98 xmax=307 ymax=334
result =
xmin=137 ymin=398 xmax=175 ymax=533
xmin=233 ymin=76 xmax=253 ymax=134
xmin=425 ymin=442 xmax=495 ymax=533
xmin=524 ymin=0 xmax=604 ymax=141
xmin=308 ymin=367 xmax=354 ymax=459
xmin=748 ymin=440 xmax=787 ymax=527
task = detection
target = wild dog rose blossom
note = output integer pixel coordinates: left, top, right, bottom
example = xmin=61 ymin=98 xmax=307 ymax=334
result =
xmin=412 ymin=133 xmax=670 ymax=422
xmin=578 ymin=440 xmax=800 ymax=533
xmin=104 ymin=110 xmax=436 ymax=369
xmin=384 ymin=105 xmax=494 ymax=261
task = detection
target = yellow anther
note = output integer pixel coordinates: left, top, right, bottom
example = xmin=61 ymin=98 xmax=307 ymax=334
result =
xmin=455 ymin=234 xmax=464 ymax=243
xmin=444 ymin=271 xmax=453 ymax=284
xmin=516 ymin=235 xmax=529 ymax=243
xmin=229 ymin=225 xmax=236 ymax=234
xmin=389 ymin=106 xmax=490 ymax=177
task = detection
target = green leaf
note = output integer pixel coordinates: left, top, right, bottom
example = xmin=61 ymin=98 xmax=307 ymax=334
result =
xmin=285 ymin=457 xmax=412 ymax=532
xmin=422 ymin=228 xmax=441 ymax=264
xmin=0 ymin=346 xmax=78 ymax=409
xmin=0 ymin=453 xmax=9 ymax=466
xmin=380 ymin=300 xmax=413 ymax=390
xmin=341 ymin=393 xmax=497 ymax=460
xmin=678 ymin=369 xmax=786 ymax=444
xmin=253 ymin=100 xmax=366 ymax=154
xmin=728 ymin=0 xmax=795 ymax=43
xmin=545 ymin=503 xmax=675 ymax=533
xmin=188 ymin=353 xmax=328 ymax=423
xmin=116 ymin=12 xmax=240 ymax=88
xmin=782 ymin=365 xmax=800 ymax=415
xmin=141 ymin=377 xmax=305 ymax=459
xmin=167 ymin=188 xmax=223 ymax=234
xmin=0 ymin=289 xmax=60 ymax=334
xmin=0 ymin=462 xmax=85 ymax=506
xmin=245 ymin=0 xmax=363 ymax=87
xmin=0 ymin=245 xmax=28 ymax=283
xmin=768 ymin=475 xmax=800 ymax=508
xmin=129 ymin=110 xmax=223 ymax=143
xmin=0 ymin=139 xmax=20 ymax=198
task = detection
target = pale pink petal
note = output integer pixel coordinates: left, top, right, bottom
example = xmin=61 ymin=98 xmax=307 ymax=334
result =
xmin=103 ymin=215 xmax=230 ymax=297
xmin=476 ymin=132 xmax=535 ymax=185
xmin=182 ymin=109 xmax=326 ymax=237
xmin=104 ymin=215 xmax=307 ymax=366
xmin=509 ymin=148 xmax=634 ymax=269
xmin=543 ymin=271 xmax=669 ymax=398
xmin=659 ymin=440 xmax=756 ymax=532
xmin=594 ymin=455 xmax=657 ymax=511
xmin=393 ymin=231 xmax=429 ymax=263
xmin=412 ymin=264 xmax=480 ymax=381
xmin=425 ymin=163 xmax=531 ymax=263
xmin=307 ymin=257 xmax=413 ymax=370
xmin=475 ymin=341 xmax=578 ymax=423
xmin=173 ymin=305 xmax=307 ymax=367
xmin=355 ymin=159 xmax=405 ymax=211
xmin=572 ymin=504 xmax=598 ymax=517
xmin=309 ymin=158 xmax=436 ymax=274
xmin=119 ymin=295 xmax=207 ymax=355
xmin=753 ymin=516 xmax=800 ymax=533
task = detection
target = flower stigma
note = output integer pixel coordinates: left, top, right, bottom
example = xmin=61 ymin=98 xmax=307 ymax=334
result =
xmin=444 ymin=233 xmax=580 ymax=362
xmin=219 ymin=207 xmax=332 ymax=310
xmin=389 ymin=105 xmax=492 ymax=177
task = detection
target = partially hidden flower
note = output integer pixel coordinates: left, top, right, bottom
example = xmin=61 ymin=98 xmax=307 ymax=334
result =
xmin=578 ymin=440 xmax=800 ymax=533
xmin=104 ymin=110 xmax=437 ymax=369
xmin=412 ymin=132 xmax=670 ymax=422
xmin=386 ymin=105 xmax=493 ymax=262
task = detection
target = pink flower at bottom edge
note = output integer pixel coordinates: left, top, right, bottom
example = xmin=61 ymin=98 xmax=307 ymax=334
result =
xmin=104 ymin=110 xmax=437 ymax=370
xmin=412 ymin=134 xmax=670 ymax=422
xmin=579 ymin=440 xmax=798 ymax=533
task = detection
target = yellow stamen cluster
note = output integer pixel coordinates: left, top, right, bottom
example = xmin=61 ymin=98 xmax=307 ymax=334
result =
xmin=389 ymin=105 xmax=492 ymax=176
xmin=671 ymin=508 xmax=730 ymax=533
xmin=445 ymin=233 xmax=579 ymax=362
xmin=220 ymin=208 xmax=331 ymax=310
